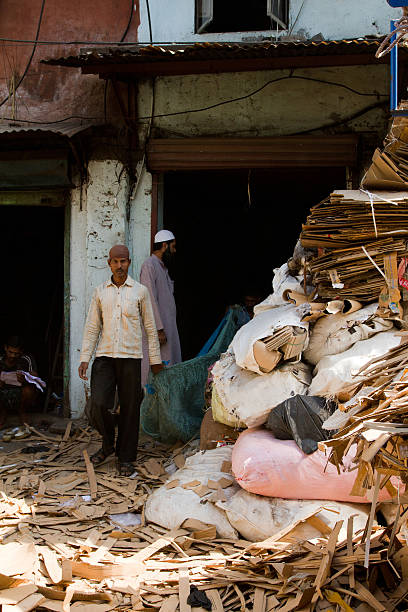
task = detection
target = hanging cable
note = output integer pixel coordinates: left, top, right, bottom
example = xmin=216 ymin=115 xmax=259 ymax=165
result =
xmin=104 ymin=1 xmax=135 ymax=122
xmin=136 ymin=74 xmax=387 ymax=122
xmin=146 ymin=0 xmax=153 ymax=44
xmin=0 ymin=0 xmax=46 ymax=108
xmin=289 ymin=0 xmax=307 ymax=36
xmin=120 ymin=0 xmax=135 ymax=42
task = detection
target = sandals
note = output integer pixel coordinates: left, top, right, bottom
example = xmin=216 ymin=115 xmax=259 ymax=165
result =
xmin=90 ymin=448 xmax=134 ymax=476
xmin=118 ymin=461 xmax=135 ymax=477
xmin=90 ymin=448 xmax=113 ymax=466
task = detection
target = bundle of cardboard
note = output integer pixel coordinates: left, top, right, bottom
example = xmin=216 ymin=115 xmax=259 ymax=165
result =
xmin=301 ymin=191 xmax=408 ymax=309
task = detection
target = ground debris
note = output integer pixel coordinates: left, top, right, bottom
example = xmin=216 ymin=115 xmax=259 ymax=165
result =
xmin=0 ymin=426 xmax=406 ymax=611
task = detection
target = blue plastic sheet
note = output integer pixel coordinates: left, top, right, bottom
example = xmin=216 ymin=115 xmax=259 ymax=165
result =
xmin=140 ymin=306 xmax=248 ymax=443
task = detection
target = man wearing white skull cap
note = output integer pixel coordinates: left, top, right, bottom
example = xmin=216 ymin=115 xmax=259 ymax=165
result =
xmin=140 ymin=229 xmax=181 ymax=385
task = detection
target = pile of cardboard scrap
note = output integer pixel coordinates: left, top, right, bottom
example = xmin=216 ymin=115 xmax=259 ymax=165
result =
xmin=301 ymin=191 xmax=408 ymax=304
xmin=320 ymin=339 xmax=408 ymax=501
xmin=0 ymin=420 xmax=406 ymax=612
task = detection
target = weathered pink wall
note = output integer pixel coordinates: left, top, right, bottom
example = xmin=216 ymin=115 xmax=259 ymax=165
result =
xmin=0 ymin=0 xmax=139 ymax=122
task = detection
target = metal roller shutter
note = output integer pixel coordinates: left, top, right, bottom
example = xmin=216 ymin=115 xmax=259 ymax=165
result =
xmin=146 ymin=135 xmax=358 ymax=172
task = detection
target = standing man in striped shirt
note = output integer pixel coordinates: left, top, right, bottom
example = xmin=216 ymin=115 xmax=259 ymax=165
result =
xmin=78 ymin=244 xmax=162 ymax=476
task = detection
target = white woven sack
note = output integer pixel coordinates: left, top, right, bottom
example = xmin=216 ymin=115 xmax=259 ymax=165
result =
xmin=217 ymin=488 xmax=369 ymax=543
xmin=304 ymin=303 xmax=393 ymax=366
xmin=309 ymin=331 xmax=401 ymax=398
xmin=231 ymin=304 xmax=309 ymax=375
xmin=254 ymin=263 xmax=312 ymax=314
xmin=212 ymin=351 xmax=311 ymax=428
xmin=145 ymin=447 xmax=238 ymax=539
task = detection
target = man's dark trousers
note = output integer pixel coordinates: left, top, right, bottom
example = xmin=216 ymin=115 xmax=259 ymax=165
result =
xmin=91 ymin=357 xmax=142 ymax=463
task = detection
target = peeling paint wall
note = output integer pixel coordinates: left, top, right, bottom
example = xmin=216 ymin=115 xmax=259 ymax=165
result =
xmin=69 ymin=158 xmax=154 ymax=417
xmin=138 ymin=0 xmax=398 ymax=44
xmin=128 ymin=164 xmax=153 ymax=282
xmin=69 ymin=159 xmax=131 ymax=417
xmin=0 ymin=0 xmax=139 ymax=123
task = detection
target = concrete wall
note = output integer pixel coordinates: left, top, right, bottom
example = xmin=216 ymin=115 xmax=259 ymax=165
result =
xmin=0 ymin=0 xmax=139 ymax=122
xmin=138 ymin=0 xmax=398 ymax=43
xmin=138 ymin=64 xmax=390 ymax=138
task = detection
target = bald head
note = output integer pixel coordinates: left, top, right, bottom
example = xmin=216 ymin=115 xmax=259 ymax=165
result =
xmin=109 ymin=244 xmax=129 ymax=260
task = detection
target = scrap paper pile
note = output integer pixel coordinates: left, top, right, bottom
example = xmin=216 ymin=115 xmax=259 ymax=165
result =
xmin=320 ymin=338 xmax=408 ymax=499
xmin=301 ymin=191 xmax=408 ymax=305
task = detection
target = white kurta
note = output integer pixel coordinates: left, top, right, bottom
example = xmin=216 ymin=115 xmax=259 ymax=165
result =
xmin=140 ymin=255 xmax=182 ymax=386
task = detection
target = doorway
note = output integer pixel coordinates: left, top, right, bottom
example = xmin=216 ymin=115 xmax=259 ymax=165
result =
xmin=0 ymin=204 xmax=65 ymax=410
xmin=163 ymin=167 xmax=346 ymax=360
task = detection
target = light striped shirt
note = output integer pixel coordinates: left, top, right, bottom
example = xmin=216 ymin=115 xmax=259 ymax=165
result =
xmin=80 ymin=275 xmax=162 ymax=365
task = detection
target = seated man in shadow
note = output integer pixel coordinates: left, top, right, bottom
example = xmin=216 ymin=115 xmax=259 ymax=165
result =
xmin=0 ymin=335 xmax=39 ymax=432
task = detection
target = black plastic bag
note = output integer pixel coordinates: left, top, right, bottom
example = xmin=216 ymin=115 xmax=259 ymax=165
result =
xmin=265 ymin=394 xmax=337 ymax=454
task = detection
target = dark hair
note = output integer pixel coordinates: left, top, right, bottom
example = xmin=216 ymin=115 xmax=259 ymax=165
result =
xmin=5 ymin=335 xmax=24 ymax=349
xmin=153 ymin=239 xmax=173 ymax=251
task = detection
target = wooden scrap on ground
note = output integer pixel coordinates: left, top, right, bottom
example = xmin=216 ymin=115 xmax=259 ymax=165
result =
xmin=0 ymin=422 xmax=406 ymax=611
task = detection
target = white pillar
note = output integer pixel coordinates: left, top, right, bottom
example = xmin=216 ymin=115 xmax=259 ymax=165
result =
xmin=69 ymin=159 xmax=128 ymax=418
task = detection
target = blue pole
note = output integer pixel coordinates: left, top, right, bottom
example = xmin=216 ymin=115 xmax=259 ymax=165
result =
xmin=391 ymin=19 xmax=398 ymax=111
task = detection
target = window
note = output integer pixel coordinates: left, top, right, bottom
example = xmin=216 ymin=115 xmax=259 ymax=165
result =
xmin=196 ymin=0 xmax=289 ymax=34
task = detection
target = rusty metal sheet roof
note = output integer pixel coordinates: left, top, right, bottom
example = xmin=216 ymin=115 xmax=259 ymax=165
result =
xmin=43 ymin=38 xmax=389 ymax=69
xmin=0 ymin=119 xmax=99 ymax=138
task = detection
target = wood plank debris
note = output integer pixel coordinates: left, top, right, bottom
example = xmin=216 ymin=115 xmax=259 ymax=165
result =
xmin=0 ymin=417 xmax=406 ymax=612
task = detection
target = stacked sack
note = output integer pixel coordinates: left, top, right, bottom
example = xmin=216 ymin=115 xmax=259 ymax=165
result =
xmin=147 ymin=194 xmax=407 ymax=546
xmin=207 ymin=220 xmax=405 ymax=505
xmin=211 ymin=258 xmax=314 ymax=430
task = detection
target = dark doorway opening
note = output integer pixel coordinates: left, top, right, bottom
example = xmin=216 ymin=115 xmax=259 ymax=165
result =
xmin=163 ymin=167 xmax=346 ymax=360
xmin=0 ymin=205 xmax=64 ymax=409
xmin=205 ymin=0 xmax=271 ymax=33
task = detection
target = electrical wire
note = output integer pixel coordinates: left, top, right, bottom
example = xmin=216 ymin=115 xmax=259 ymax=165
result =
xmin=145 ymin=0 xmax=153 ymax=44
xmin=120 ymin=0 xmax=135 ymax=43
xmin=0 ymin=114 xmax=100 ymax=124
xmin=0 ymin=0 xmax=46 ymax=108
xmin=0 ymin=100 xmax=387 ymax=138
xmin=289 ymin=0 xmax=307 ymax=36
xmin=104 ymin=1 xmax=135 ymax=123
xmin=136 ymin=73 xmax=388 ymax=122
xmin=293 ymin=99 xmax=388 ymax=135
xmin=0 ymin=72 xmax=388 ymax=128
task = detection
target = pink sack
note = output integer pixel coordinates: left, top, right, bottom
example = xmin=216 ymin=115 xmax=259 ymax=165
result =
xmin=232 ymin=428 xmax=397 ymax=503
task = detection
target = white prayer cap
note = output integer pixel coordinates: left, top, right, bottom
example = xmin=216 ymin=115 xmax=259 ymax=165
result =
xmin=155 ymin=229 xmax=175 ymax=243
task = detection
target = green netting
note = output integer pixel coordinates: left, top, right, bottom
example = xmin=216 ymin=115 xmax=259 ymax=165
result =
xmin=140 ymin=306 xmax=247 ymax=443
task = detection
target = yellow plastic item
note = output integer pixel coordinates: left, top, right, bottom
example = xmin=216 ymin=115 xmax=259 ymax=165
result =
xmin=324 ymin=589 xmax=355 ymax=612
xmin=211 ymin=387 xmax=246 ymax=429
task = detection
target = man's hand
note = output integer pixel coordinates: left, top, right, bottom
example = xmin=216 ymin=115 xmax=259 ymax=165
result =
xmin=78 ymin=362 xmax=89 ymax=381
xmin=158 ymin=329 xmax=167 ymax=346
xmin=16 ymin=372 xmax=26 ymax=385
xmin=151 ymin=363 xmax=164 ymax=375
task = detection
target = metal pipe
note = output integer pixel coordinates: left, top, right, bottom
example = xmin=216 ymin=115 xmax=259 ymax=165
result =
xmin=391 ymin=19 xmax=398 ymax=111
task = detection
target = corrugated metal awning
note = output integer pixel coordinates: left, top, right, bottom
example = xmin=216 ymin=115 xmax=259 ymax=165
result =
xmin=146 ymin=135 xmax=359 ymax=171
xmin=42 ymin=38 xmax=400 ymax=77
xmin=0 ymin=119 xmax=99 ymax=138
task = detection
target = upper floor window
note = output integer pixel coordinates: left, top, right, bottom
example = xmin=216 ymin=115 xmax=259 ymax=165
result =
xmin=196 ymin=0 xmax=289 ymax=34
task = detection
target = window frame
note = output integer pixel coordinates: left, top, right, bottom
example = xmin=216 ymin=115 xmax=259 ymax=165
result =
xmin=267 ymin=0 xmax=289 ymax=30
xmin=195 ymin=0 xmax=214 ymax=34
xmin=195 ymin=0 xmax=289 ymax=34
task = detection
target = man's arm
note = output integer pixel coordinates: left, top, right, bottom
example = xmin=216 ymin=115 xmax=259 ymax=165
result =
xmin=78 ymin=290 xmax=102 ymax=380
xmin=140 ymin=286 xmax=163 ymax=374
